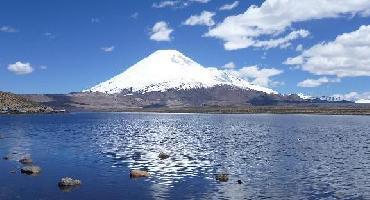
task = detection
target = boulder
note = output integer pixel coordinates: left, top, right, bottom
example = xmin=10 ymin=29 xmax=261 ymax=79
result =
xmin=19 ymin=158 xmax=33 ymax=164
xmin=21 ymin=165 xmax=41 ymax=175
xmin=130 ymin=169 xmax=150 ymax=178
xmin=58 ymin=177 xmax=82 ymax=187
xmin=215 ymin=173 xmax=229 ymax=182
xmin=158 ymin=152 xmax=170 ymax=160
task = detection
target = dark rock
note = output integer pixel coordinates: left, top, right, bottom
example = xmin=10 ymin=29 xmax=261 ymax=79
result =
xmin=19 ymin=158 xmax=33 ymax=164
xmin=158 ymin=152 xmax=170 ymax=160
xmin=215 ymin=173 xmax=229 ymax=182
xmin=58 ymin=177 xmax=82 ymax=187
xmin=237 ymin=180 xmax=242 ymax=184
xmin=130 ymin=169 xmax=150 ymax=178
xmin=21 ymin=165 xmax=41 ymax=175
xmin=3 ymin=156 xmax=9 ymax=160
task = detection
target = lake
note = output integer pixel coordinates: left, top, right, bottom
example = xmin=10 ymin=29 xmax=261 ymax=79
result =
xmin=0 ymin=113 xmax=370 ymax=199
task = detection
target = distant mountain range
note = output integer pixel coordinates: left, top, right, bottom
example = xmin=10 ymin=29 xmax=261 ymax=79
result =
xmin=1 ymin=50 xmax=369 ymax=114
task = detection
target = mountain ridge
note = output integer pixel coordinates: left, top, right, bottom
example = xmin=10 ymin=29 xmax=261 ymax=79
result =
xmin=84 ymin=50 xmax=276 ymax=94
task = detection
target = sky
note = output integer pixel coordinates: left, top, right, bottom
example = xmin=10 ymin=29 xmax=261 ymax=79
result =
xmin=0 ymin=0 xmax=370 ymax=100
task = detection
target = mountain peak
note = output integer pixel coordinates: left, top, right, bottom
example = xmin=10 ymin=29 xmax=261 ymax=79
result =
xmin=152 ymin=49 xmax=183 ymax=55
xmin=84 ymin=50 xmax=276 ymax=94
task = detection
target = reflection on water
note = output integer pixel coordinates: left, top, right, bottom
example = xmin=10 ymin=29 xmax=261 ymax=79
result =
xmin=0 ymin=113 xmax=370 ymax=199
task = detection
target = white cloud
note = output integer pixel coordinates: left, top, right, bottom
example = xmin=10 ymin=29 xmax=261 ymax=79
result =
xmin=229 ymin=66 xmax=283 ymax=87
xmin=297 ymin=77 xmax=340 ymax=87
xmin=220 ymin=1 xmax=239 ymax=11
xmin=252 ymin=29 xmax=310 ymax=50
xmin=296 ymin=44 xmax=303 ymax=51
xmin=183 ymin=11 xmax=216 ymax=26
xmin=152 ymin=1 xmax=182 ymax=8
xmin=152 ymin=0 xmax=210 ymax=9
xmin=206 ymin=0 xmax=370 ymax=50
xmin=190 ymin=0 xmax=211 ymax=3
xmin=332 ymin=92 xmax=370 ymax=102
xmin=149 ymin=21 xmax=174 ymax=42
xmin=101 ymin=46 xmax=115 ymax=52
xmin=8 ymin=61 xmax=34 ymax=75
xmin=285 ymin=25 xmax=370 ymax=77
xmin=221 ymin=62 xmax=235 ymax=69
xmin=0 ymin=26 xmax=18 ymax=33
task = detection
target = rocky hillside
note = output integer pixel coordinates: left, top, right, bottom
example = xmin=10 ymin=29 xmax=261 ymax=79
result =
xmin=0 ymin=91 xmax=57 ymax=114
xmin=25 ymin=85 xmax=305 ymax=112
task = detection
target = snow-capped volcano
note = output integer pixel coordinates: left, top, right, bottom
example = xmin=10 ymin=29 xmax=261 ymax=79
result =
xmin=84 ymin=50 xmax=276 ymax=94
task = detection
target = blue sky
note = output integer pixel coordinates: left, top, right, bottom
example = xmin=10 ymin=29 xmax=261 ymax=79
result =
xmin=0 ymin=0 xmax=370 ymax=99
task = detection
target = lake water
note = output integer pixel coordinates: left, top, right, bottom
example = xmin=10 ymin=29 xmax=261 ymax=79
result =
xmin=0 ymin=113 xmax=370 ymax=200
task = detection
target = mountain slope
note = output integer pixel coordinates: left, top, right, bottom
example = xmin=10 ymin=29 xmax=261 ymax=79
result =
xmin=84 ymin=50 xmax=276 ymax=94
xmin=0 ymin=91 xmax=56 ymax=113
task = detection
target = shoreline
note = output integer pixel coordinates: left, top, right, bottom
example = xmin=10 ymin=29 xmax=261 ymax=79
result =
xmin=2 ymin=107 xmax=370 ymax=116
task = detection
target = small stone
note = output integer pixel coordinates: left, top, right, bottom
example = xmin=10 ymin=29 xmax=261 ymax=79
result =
xmin=3 ymin=156 xmax=9 ymax=160
xmin=19 ymin=158 xmax=33 ymax=164
xmin=158 ymin=152 xmax=170 ymax=160
xmin=58 ymin=177 xmax=82 ymax=187
xmin=21 ymin=165 xmax=41 ymax=175
xmin=215 ymin=173 xmax=229 ymax=182
xmin=237 ymin=180 xmax=243 ymax=184
xmin=10 ymin=170 xmax=16 ymax=174
xmin=130 ymin=169 xmax=150 ymax=178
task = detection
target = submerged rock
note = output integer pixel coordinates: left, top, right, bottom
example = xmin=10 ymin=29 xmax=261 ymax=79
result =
xmin=19 ymin=158 xmax=33 ymax=164
xmin=21 ymin=165 xmax=41 ymax=175
xmin=215 ymin=173 xmax=229 ymax=182
xmin=237 ymin=180 xmax=243 ymax=184
xmin=58 ymin=177 xmax=82 ymax=187
xmin=130 ymin=169 xmax=150 ymax=178
xmin=3 ymin=156 xmax=10 ymax=160
xmin=158 ymin=152 xmax=170 ymax=160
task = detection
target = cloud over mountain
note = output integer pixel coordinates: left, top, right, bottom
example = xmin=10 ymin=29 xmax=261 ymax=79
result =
xmin=150 ymin=21 xmax=174 ymax=42
xmin=297 ymin=77 xmax=340 ymax=88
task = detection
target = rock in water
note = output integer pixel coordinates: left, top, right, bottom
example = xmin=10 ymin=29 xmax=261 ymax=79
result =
xmin=21 ymin=166 xmax=41 ymax=175
xmin=237 ymin=180 xmax=243 ymax=184
xmin=215 ymin=174 xmax=229 ymax=182
xmin=158 ymin=152 xmax=170 ymax=160
xmin=58 ymin=177 xmax=82 ymax=187
xmin=19 ymin=158 xmax=33 ymax=164
xmin=130 ymin=170 xmax=150 ymax=178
